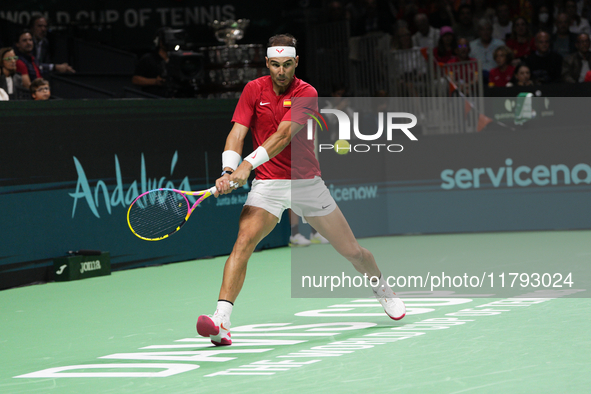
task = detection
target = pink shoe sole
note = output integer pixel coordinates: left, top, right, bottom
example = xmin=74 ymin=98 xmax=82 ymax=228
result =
xmin=196 ymin=315 xmax=219 ymax=337
xmin=387 ymin=312 xmax=406 ymax=321
xmin=196 ymin=315 xmax=232 ymax=346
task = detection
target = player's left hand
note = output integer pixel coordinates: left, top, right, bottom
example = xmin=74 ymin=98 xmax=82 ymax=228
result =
xmin=231 ymin=162 xmax=252 ymax=188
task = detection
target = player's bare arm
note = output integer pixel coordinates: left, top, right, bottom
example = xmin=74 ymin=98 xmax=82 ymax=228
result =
xmin=230 ymin=120 xmax=305 ymax=187
xmin=216 ymin=122 xmax=249 ymax=196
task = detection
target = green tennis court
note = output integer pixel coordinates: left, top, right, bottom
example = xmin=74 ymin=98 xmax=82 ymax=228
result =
xmin=1 ymin=231 xmax=589 ymax=393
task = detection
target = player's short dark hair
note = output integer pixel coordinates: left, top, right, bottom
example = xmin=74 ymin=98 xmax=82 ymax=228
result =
xmin=30 ymin=78 xmax=49 ymax=94
xmin=268 ymin=34 xmax=297 ymax=48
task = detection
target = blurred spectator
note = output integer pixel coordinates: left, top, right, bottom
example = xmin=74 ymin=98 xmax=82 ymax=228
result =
xmin=453 ymin=4 xmax=478 ymax=41
xmin=469 ymin=19 xmax=505 ymax=76
xmin=584 ymin=0 xmax=591 ymax=25
xmin=322 ymin=83 xmax=354 ymax=141
xmin=552 ymin=12 xmax=579 ymax=56
xmin=412 ymin=13 xmax=440 ymax=48
xmin=533 ymin=3 xmax=554 ymax=33
xmin=322 ymin=1 xmax=348 ymax=22
xmin=525 ymin=31 xmax=563 ymax=83
xmin=565 ymin=0 xmax=591 ymax=34
xmin=29 ymin=15 xmax=75 ymax=76
xmin=449 ymin=37 xmax=478 ymax=95
xmin=392 ymin=0 xmax=420 ymax=33
xmin=506 ymin=17 xmax=536 ymax=65
xmin=433 ymin=26 xmax=457 ymax=63
xmin=0 ymin=47 xmax=25 ymax=99
xmin=493 ymin=3 xmax=513 ymax=41
xmin=29 ymin=78 xmax=50 ymax=100
xmin=132 ymin=29 xmax=169 ymax=97
xmin=508 ymin=63 xmax=534 ymax=86
xmin=392 ymin=25 xmax=413 ymax=50
xmin=349 ymin=0 xmax=395 ymax=36
xmin=451 ymin=37 xmax=476 ymax=62
xmin=562 ymin=33 xmax=591 ymax=81
xmin=392 ymin=26 xmax=427 ymax=96
xmin=473 ymin=0 xmax=496 ymax=25
xmin=489 ymin=46 xmax=515 ymax=86
xmin=13 ymin=30 xmax=41 ymax=89
xmin=429 ymin=0 xmax=455 ymax=28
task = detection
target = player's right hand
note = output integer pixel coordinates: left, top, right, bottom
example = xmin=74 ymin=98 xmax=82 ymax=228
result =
xmin=215 ymin=174 xmax=234 ymax=196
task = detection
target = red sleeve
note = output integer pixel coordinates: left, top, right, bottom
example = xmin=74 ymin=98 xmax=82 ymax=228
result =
xmin=231 ymin=81 xmax=257 ymax=128
xmin=15 ymin=60 xmax=27 ymax=76
xmin=281 ymin=85 xmax=318 ymax=125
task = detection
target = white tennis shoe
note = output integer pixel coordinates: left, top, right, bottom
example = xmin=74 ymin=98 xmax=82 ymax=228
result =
xmin=197 ymin=314 xmax=232 ymax=346
xmin=373 ymin=285 xmax=406 ymax=320
xmin=310 ymin=232 xmax=329 ymax=244
xmin=289 ymin=233 xmax=311 ymax=247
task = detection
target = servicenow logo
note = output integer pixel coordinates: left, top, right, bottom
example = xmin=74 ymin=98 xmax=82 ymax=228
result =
xmin=328 ymin=184 xmax=378 ymax=201
xmin=441 ymin=158 xmax=591 ymax=190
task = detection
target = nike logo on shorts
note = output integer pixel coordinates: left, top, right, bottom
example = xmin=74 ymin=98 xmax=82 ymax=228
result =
xmin=322 ymin=204 xmax=331 ymax=209
xmin=260 ymin=102 xmax=270 ymax=106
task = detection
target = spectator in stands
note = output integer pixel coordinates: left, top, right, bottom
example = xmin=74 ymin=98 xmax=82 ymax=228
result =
xmin=552 ymin=12 xmax=579 ymax=57
xmin=433 ymin=26 xmax=457 ymax=63
xmin=13 ymin=30 xmax=41 ymax=89
xmin=322 ymin=1 xmax=348 ymax=22
xmin=449 ymin=37 xmax=478 ymax=95
xmin=493 ymin=3 xmax=513 ymax=41
xmin=489 ymin=46 xmax=515 ymax=87
xmin=392 ymin=26 xmax=427 ymax=96
xmin=412 ymin=13 xmax=439 ymax=48
xmin=533 ymin=3 xmax=554 ymax=33
xmin=429 ymin=0 xmax=454 ymax=28
xmin=565 ymin=0 xmax=591 ymax=34
xmin=584 ymin=0 xmax=591 ymax=26
xmin=506 ymin=17 xmax=536 ymax=65
xmin=469 ymin=18 xmax=505 ymax=79
xmin=525 ymin=31 xmax=563 ymax=83
xmin=29 ymin=78 xmax=50 ymax=100
xmin=472 ymin=0 xmax=496 ymax=25
xmin=132 ymin=29 xmax=169 ymax=97
xmin=453 ymin=4 xmax=478 ymax=41
xmin=322 ymin=83 xmax=354 ymax=140
xmin=29 ymin=15 xmax=75 ymax=77
xmin=562 ymin=33 xmax=591 ymax=81
xmin=451 ymin=37 xmax=476 ymax=63
xmin=0 ymin=47 xmax=25 ymax=100
xmin=508 ymin=63 xmax=534 ymax=86
xmin=349 ymin=0 xmax=394 ymax=36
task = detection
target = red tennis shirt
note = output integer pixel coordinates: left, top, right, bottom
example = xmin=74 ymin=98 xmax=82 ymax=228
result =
xmin=232 ymin=75 xmax=321 ymax=180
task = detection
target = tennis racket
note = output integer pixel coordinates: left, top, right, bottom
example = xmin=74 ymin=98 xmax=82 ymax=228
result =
xmin=127 ymin=182 xmax=236 ymax=241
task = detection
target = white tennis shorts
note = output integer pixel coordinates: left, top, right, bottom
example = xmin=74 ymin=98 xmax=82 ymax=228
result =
xmin=244 ymin=176 xmax=337 ymax=223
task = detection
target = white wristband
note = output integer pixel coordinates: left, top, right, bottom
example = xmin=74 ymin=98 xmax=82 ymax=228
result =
xmin=222 ymin=150 xmax=241 ymax=171
xmin=244 ymin=146 xmax=270 ymax=169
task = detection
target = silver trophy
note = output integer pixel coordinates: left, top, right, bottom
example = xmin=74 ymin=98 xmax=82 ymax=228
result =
xmin=211 ymin=19 xmax=250 ymax=46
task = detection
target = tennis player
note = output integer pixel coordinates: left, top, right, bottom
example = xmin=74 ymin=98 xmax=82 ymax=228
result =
xmin=197 ymin=34 xmax=405 ymax=346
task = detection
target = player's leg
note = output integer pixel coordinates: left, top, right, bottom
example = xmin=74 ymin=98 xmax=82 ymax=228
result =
xmin=197 ymin=205 xmax=278 ymax=345
xmin=305 ymin=206 xmax=379 ymax=277
xmin=289 ymin=209 xmax=311 ymax=246
xmin=219 ymin=205 xmax=279 ymax=302
xmin=305 ymin=207 xmax=406 ymax=320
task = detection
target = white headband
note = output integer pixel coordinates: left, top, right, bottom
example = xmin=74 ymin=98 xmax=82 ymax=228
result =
xmin=267 ymin=46 xmax=296 ymax=58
